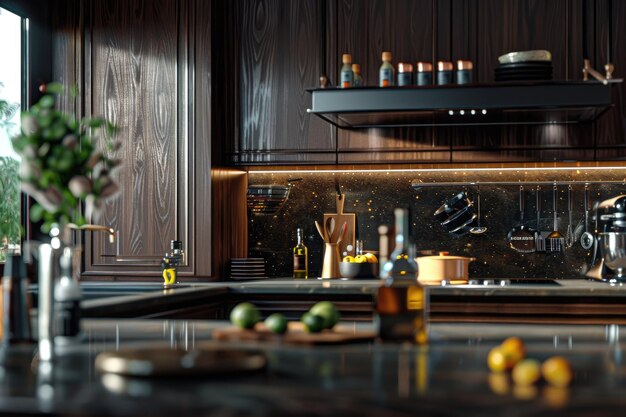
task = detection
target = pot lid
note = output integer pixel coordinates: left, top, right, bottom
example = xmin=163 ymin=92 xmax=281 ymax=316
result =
xmin=418 ymin=251 xmax=475 ymax=261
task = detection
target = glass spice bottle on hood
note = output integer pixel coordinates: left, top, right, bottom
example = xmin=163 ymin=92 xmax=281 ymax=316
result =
xmin=379 ymin=51 xmax=395 ymax=87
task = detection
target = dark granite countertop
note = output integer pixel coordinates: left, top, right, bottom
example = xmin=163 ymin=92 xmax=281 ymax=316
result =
xmin=1 ymin=319 xmax=625 ymax=416
xmin=79 ymin=278 xmax=626 ymax=320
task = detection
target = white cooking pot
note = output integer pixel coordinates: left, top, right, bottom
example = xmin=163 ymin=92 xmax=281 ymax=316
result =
xmin=416 ymin=252 xmax=475 ymax=284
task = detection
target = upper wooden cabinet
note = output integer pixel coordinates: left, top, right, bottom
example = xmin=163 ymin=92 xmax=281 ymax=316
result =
xmin=52 ymin=0 xmax=213 ymax=279
xmin=218 ymin=0 xmax=626 ymax=165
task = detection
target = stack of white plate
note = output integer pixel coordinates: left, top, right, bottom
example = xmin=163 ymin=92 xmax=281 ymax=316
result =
xmin=229 ymin=258 xmax=266 ymax=280
xmin=495 ymin=50 xmax=553 ymax=82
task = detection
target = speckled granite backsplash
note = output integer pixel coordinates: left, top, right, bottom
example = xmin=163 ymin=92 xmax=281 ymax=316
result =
xmin=248 ymin=168 xmax=626 ymax=279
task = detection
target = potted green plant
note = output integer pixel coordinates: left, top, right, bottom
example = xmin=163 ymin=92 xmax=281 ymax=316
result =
xmin=10 ymin=82 xmax=120 ymax=237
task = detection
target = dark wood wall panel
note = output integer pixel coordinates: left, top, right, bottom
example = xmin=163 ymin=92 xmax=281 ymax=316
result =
xmin=193 ymin=0 xmax=213 ymax=276
xmin=595 ymin=0 xmax=626 ymax=150
xmin=233 ymin=0 xmax=334 ymax=164
xmin=449 ymin=0 xmax=594 ymax=162
xmin=336 ymin=0 xmax=443 ymax=163
xmin=87 ymin=0 xmax=182 ymax=273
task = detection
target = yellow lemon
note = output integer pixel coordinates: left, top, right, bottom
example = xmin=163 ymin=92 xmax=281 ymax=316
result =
xmin=342 ymin=255 xmax=355 ymax=263
xmin=541 ymin=356 xmax=573 ymax=387
xmin=487 ymin=346 xmax=507 ymax=373
xmin=364 ymin=253 xmax=378 ymax=263
xmin=354 ymin=255 xmax=368 ymax=263
xmin=512 ymin=359 xmax=541 ymax=386
xmin=501 ymin=336 xmax=526 ymax=369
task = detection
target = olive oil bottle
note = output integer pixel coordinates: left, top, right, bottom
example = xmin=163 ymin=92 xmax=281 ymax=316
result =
xmin=375 ymin=208 xmax=428 ymax=344
xmin=293 ymin=228 xmax=308 ymax=279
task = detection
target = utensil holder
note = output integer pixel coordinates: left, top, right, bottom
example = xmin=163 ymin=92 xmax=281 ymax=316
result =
xmin=321 ymin=243 xmax=341 ymax=279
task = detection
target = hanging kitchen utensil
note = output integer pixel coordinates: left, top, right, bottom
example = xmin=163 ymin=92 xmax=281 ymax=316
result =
xmin=565 ymin=185 xmax=575 ymax=248
xmin=508 ymin=186 xmax=535 ymax=253
xmin=323 ymin=184 xmax=356 ymax=256
xmin=534 ymin=186 xmax=545 ymax=252
xmin=247 ymin=178 xmax=302 ymax=215
xmin=470 ymin=185 xmax=487 ymax=234
xmin=581 ymin=185 xmax=594 ymax=250
xmin=546 ymin=185 xmax=564 ymax=252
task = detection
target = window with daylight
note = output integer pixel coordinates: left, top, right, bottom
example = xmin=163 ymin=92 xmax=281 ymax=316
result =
xmin=0 ymin=6 xmax=25 ymax=262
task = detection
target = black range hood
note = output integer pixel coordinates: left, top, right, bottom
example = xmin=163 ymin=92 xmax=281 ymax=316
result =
xmin=307 ymin=81 xmax=615 ymax=128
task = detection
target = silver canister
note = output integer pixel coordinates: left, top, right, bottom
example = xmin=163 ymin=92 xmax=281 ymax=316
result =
xmin=397 ymin=63 xmax=413 ymax=86
xmin=416 ymin=62 xmax=433 ymax=86
xmin=437 ymin=61 xmax=453 ymax=85
xmin=457 ymin=60 xmax=473 ymax=84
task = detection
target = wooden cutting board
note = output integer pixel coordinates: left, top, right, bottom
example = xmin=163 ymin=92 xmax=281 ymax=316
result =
xmin=212 ymin=322 xmax=375 ymax=345
xmin=323 ymin=194 xmax=356 ymax=256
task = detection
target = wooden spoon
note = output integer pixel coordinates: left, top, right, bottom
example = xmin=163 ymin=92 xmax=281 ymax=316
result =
xmin=325 ymin=217 xmax=335 ymax=243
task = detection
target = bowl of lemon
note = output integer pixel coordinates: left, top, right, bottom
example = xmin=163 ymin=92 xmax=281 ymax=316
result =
xmin=339 ymin=253 xmax=378 ymax=279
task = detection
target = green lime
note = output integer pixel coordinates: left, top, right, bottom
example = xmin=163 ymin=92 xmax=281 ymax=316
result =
xmin=309 ymin=301 xmax=340 ymax=329
xmin=264 ymin=313 xmax=288 ymax=334
xmin=230 ymin=302 xmax=260 ymax=329
xmin=301 ymin=312 xmax=324 ymax=333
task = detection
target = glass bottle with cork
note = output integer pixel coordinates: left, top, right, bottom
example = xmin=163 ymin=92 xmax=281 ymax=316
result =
xmin=379 ymin=51 xmax=395 ymax=87
xmin=293 ymin=228 xmax=308 ymax=278
xmin=340 ymin=54 xmax=354 ymax=88
xmin=375 ymin=208 xmax=428 ymax=344
xmin=352 ymin=64 xmax=363 ymax=86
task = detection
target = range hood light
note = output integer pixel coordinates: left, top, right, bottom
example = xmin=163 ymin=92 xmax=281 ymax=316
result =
xmin=482 ymin=109 xmax=487 ymax=115
xmin=460 ymin=110 xmax=465 ymax=115
xmin=471 ymin=110 xmax=476 ymax=115
xmin=448 ymin=110 xmax=454 ymax=116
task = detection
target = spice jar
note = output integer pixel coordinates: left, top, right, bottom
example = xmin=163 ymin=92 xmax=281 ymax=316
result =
xmin=437 ymin=61 xmax=453 ymax=85
xmin=397 ymin=63 xmax=413 ymax=86
xmin=416 ymin=62 xmax=433 ymax=86
xmin=456 ymin=60 xmax=473 ymax=85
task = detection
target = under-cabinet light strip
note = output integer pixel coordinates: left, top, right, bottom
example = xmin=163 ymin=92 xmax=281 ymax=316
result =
xmin=248 ymin=166 xmax=626 ymax=174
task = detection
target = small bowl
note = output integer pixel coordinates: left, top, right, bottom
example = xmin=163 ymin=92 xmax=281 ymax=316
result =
xmin=339 ymin=262 xmax=378 ymax=279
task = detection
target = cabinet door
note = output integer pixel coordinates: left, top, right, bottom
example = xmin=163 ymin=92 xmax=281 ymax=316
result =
xmin=335 ymin=0 xmax=450 ymax=164
xmin=74 ymin=0 xmax=211 ymax=278
xmin=224 ymin=0 xmax=336 ymax=165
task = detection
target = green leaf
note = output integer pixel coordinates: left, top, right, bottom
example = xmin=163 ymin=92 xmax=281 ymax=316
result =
xmin=30 ymin=204 xmax=44 ymax=222
xmin=88 ymin=118 xmax=103 ymax=128
xmin=38 ymin=95 xmax=55 ymax=108
xmin=45 ymin=82 xmax=64 ymax=95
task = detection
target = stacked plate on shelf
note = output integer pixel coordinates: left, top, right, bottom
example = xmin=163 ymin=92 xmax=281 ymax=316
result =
xmin=495 ymin=50 xmax=553 ymax=82
xmin=229 ymin=258 xmax=267 ymax=280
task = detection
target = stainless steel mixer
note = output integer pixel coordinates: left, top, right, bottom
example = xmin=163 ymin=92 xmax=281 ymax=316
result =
xmin=587 ymin=195 xmax=626 ymax=282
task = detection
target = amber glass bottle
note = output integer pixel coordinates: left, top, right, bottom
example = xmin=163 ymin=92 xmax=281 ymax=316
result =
xmin=375 ymin=208 xmax=428 ymax=344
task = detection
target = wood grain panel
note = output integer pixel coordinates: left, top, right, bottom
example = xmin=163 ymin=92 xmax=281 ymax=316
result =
xmin=449 ymin=0 xmax=593 ymax=162
xmin=337 ymin=0 xmax=443 ymax=163
xmin=595 ymin=0 xmax=626 ymax=152
xmin=235 ymin=0 xmax=333 ymax=164
xmin=211 ymin=169 xmax=248 ymax=279
xmin=193 ymin=0 xmax=212 ymax=276
xmin=84 ymin=0 xmax=192 ymax=277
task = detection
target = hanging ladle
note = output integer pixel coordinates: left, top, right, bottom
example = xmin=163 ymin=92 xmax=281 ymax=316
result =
xmin=580 ymin=184 xmax=594 ymax=250
xmin=546 ymin=185 xmax=563 ymax=252
xmin=470 ymin=185 xmax=487 ymax=234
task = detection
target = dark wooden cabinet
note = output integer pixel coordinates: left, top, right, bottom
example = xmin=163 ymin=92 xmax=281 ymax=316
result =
xmin=52 ymin=0 xmax=214 ymax=279
xmin=215 ymin=0 xmax=337 ymax=165
xmin=218 ymin=0 xmax=626 ymax=165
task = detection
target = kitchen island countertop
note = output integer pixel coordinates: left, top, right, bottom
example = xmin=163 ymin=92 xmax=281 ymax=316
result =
xmin=80 ymin=279 xmax=626 ymax=323
xmin=1 ymin=318 xmax=625 ymax=416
